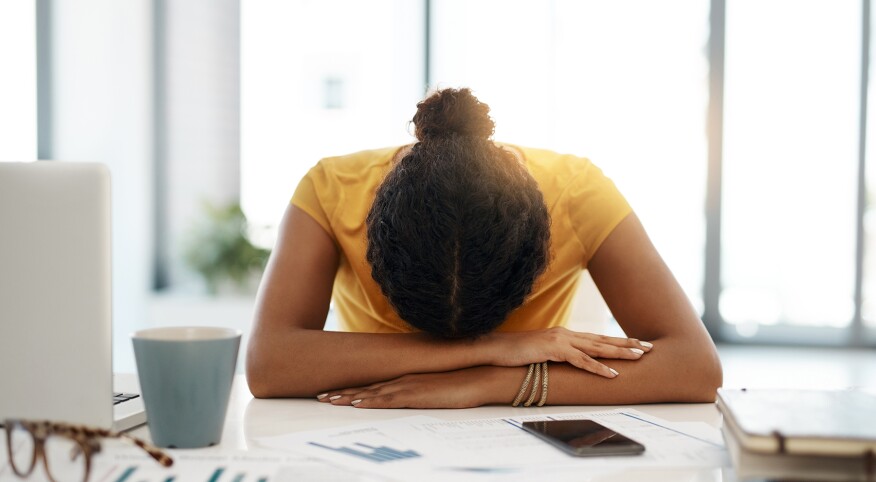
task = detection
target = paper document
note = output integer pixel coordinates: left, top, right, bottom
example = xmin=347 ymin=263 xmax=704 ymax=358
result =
xmin=0 ymin=439 xmax=378 ymax=482
xmin=255 ymin=409 xmax=729 ymax=481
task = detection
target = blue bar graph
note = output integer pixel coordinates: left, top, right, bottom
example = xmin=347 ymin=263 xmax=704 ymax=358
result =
xmin=308 ymin=442 xmax=421 ymax=463
xmin=99 ymin=464 xmax=264 ymax=482
xmin=207 ymin=468 xmax=225 ymax=482
xmin=114 ymin=466 xmax=137 ymax=482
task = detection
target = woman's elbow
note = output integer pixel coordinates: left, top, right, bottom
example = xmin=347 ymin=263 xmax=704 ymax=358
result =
xmin=688 ymin=349 xmax=723 ymax=402
xmin=245 ymin=352 xmax=276 ymax=399
xmin=247 ymin=377 xmax=273 ymax=399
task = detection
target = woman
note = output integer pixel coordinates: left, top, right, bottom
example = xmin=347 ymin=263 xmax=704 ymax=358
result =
xmin=246 ymin=88 xmax=721 ymax=408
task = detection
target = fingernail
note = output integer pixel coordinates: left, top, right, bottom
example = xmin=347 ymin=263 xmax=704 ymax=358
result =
xmin=329 ymin=395 xmax=342 ymax=401
xmin=630 ymin=348 xmax=644 ymax=355
xmin=351 ymin=399 xmax=362 ymax=405
xmin=639 ymin=341 xmax=653 ymax=349
xmin=316 ymin=393 xmax=328 ymax=400
xmin=610 ymin=368 xmax=619 ymax=376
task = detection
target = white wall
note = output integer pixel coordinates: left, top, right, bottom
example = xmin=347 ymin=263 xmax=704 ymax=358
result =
xmin=160 ymin=0 xmax=241 ymax=290
xmin=50 ymin=0 xmax=155 ymax=372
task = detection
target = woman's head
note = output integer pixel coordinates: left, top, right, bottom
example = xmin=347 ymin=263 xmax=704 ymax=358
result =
xmin=366 ymin=88 xmax=551 ymax=339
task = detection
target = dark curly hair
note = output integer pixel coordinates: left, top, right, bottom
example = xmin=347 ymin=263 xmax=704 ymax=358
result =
xmin=366 ymin=88 xmax=551 ymax=339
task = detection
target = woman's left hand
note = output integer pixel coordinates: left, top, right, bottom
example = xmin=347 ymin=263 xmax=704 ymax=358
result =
xmin=316 ymin=366 xmax=508 ymax=409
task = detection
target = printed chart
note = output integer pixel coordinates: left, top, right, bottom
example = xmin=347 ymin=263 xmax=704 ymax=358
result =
xmin=0 ymin=441 xmax=335 ymax=482
xmin=257 ymin=410 xmax=730 ymax=481
xmin=308 ymin=442 xmax=421 ymax=463
xmin=103 ymin=464 xmax=270 ymax=482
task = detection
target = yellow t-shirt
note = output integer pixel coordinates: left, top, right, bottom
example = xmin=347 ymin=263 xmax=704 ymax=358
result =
xmin=291 ymin=144 xmax=632 ymax=333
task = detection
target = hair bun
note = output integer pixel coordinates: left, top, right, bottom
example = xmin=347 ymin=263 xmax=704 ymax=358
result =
xmin=413 ymin=88 xmax=495 ymax=141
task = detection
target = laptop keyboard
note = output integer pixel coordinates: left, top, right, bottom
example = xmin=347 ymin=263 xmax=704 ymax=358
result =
xmin=113 ymin=392 xmax=140 ymax=405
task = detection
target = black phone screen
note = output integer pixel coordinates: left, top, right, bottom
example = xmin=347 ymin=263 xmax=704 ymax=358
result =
xmin=521 ymin=419 xmax=646 ymax=457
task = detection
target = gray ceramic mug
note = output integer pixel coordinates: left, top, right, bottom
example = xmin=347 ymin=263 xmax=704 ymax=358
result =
xmin=132 ymin=326 xmax=241 ymax=448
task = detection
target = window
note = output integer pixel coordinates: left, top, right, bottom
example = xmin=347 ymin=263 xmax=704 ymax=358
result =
xmin=719 ymin=0 xmax=862 ymax=342
xmin=240 ymin=0 xmax=425 ymax=244
xmin=864 ymin=0 xmax=876 ymax=338
xmin=0 ymin=1 xmax=37 ymax=161
xmin=236 ymin=0 xmax=875 ymax=347
xmin=431 ymin=0 xmax=710 ymax=310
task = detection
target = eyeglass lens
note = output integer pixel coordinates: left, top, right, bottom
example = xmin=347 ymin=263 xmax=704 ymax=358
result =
xmin=43 ymin=435 xmax=87 ymax=482
xmin=7 ymin=424 xmax=36 ymax=476
xmin=7 ymin=423 xmax=88 ymax=482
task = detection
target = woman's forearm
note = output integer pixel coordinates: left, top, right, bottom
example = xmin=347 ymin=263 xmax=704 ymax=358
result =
xmin=246 ymin=327 xmax=496 ymax=398
xmin=485 ymin=337 xmax=722 ymax=406
xmin=246 ymin=325 xmax=651 ymax=399
xmin=307 ymin=335 xmax=720 ymax=409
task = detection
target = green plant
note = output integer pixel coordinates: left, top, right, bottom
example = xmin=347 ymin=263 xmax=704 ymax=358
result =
xmin=183 ymin=202 xmax=270 ymax=295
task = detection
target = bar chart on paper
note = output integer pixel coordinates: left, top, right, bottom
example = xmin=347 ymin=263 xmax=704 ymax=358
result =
xmin=79 ymin=453 xmax=369 ymax=482
xmin=97 ymin=465 xmax=271 ymax=482
xmin=308 ymin=441 xmax=421 ymax=463
xmin=0 ymin=438 xmax=355 ymax=482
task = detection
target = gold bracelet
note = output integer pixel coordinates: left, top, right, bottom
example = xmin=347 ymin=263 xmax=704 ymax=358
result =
xmin=537 ymin=361 xmax=549 ymax=407
xmin=524 ymin=363 xmax=542 ymax=407
xmin=512 ymin=363 xmax=536 ymax=407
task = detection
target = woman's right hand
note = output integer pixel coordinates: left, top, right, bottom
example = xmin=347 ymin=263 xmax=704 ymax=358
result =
xmin=486 ymin=327 xmax=653 ymax=378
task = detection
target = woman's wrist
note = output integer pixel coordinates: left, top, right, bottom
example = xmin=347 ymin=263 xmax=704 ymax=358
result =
xmin=474 ymin=365 xmax=528 ymax=405
xmin=478 ymin=331 xmax=517 ymax=367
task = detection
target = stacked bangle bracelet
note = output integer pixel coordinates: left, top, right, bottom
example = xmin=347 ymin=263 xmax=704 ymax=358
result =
xmin=512 ymin=362 xmax=549 ymax=407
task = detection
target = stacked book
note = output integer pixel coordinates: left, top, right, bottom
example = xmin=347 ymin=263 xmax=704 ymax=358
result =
xmin=717 ymin=388 xmax=876 ymax=481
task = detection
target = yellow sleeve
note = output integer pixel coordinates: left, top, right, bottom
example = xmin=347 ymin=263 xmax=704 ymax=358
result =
xmin=290 ymin=162 xmax=337 ymax=242
xmin=565 ymin=161 xmax=632 ymax=268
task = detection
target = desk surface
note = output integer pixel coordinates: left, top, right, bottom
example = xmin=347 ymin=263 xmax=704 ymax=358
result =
xmin=124 ymin=375 xmax=733 ymax=481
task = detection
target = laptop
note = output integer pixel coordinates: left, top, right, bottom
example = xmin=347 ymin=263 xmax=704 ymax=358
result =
xmin=0 ymin=161 xmax=146 ymax=431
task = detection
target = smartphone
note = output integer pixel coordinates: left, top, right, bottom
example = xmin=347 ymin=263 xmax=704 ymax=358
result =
xmin=521 ymin=419 xmax=645 ymax=457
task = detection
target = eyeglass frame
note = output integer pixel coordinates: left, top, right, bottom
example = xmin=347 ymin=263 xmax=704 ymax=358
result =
xmin=2 ymin=419 xmax=173 ymax=482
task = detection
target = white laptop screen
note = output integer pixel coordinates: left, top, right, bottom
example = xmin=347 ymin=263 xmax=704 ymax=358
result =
xmin=0 ymin=162 xmax=114 ymax=427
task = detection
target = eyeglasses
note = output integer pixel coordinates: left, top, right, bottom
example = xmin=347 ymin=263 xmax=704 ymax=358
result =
xmin=3 ymin=419 xmax=173 ymax=482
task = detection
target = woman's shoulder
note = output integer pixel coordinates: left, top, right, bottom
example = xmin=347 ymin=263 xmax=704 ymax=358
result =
xmin=300 ymin=146 xmax=404 ymax=202
xmin=506 ymin=144 xmax=631 ymax=265
xmin=314 ymin=145 xmax=402 ymax=176
xmin=511 ymin=144 xmax=594 ymax=168
xmin=505 ymin=144 xmax=601 ymax=193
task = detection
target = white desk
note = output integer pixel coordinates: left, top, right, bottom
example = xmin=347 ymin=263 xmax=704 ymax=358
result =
xmin=124 ymin=376 xmax=735 ymax=481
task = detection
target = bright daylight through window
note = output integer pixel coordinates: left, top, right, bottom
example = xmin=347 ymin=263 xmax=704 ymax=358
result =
xmin=241 ymin=0 xmax=709 ymax=313
xmin=722 ymin=1 xmax=859 ymax=335
xmin=0 ymin=1 xmax=37 ymax=162
xmin=239 ymin=0 xmax=875 ymax=345
xmin=240 ymin=0 xmax=424 ymax=247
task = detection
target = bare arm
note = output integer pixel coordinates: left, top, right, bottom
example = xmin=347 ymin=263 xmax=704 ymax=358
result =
xmin=528 ymin=211 xmax=723 ymax=403
xmin=324 ymin=213 xmax=722 ymax=408
xmin=246 ymin=205 xmax=493 ymax=397
xmin=246 ymin=205 xmax=646 ymax=398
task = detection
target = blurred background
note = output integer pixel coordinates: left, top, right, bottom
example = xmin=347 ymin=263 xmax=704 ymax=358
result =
xmin=1 ymin=0 xmax=875 ymax=375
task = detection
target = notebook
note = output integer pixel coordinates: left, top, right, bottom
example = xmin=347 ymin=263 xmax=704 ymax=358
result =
xmin=721 ymin=421 xmax=875 ymax=481
xmin=0 ymin=161 xmax=146 ymax=431
xmin=717 ymin=388 xmax=876 ymax=457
